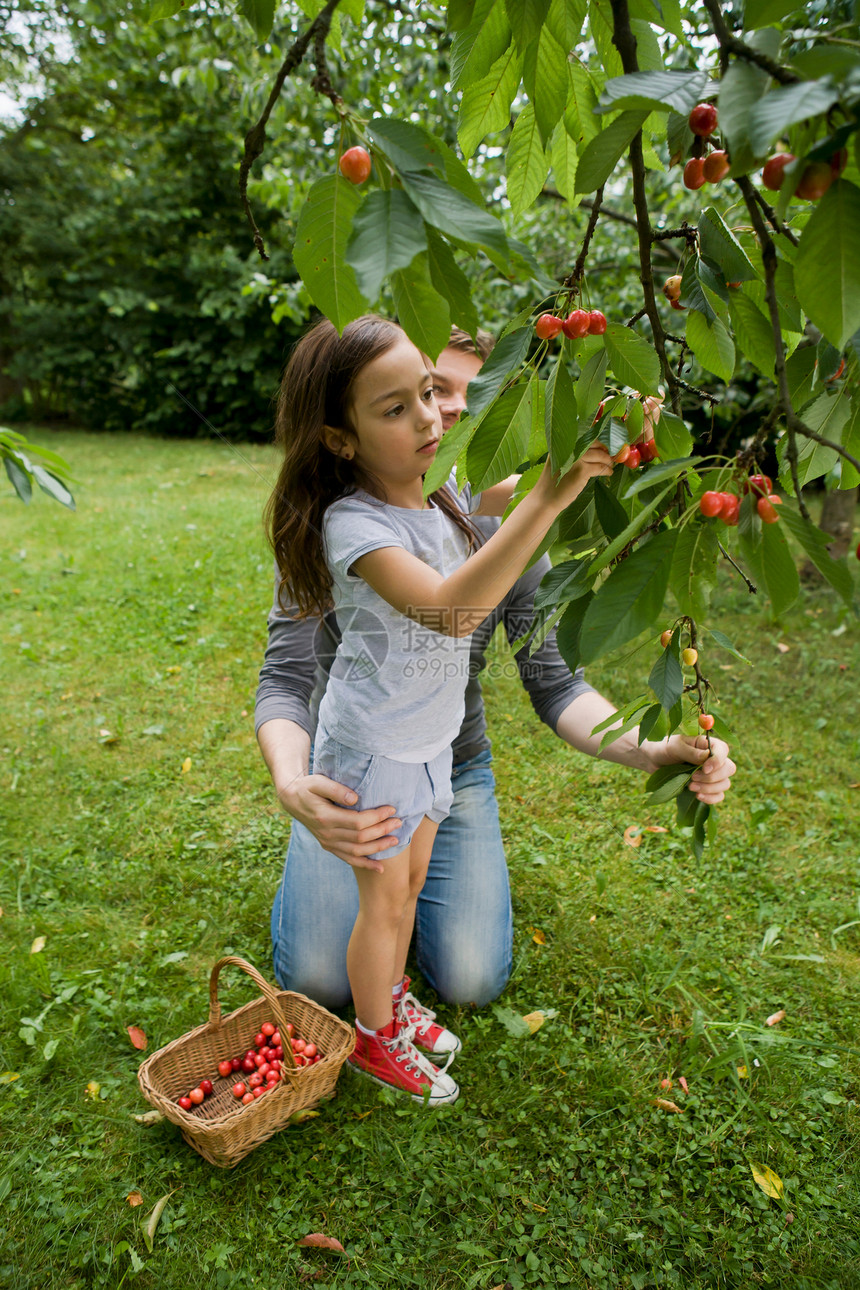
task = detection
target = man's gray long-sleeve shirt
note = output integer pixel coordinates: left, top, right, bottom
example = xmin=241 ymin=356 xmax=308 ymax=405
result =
xmin=254 ymin=509 xmax=595 ymax=766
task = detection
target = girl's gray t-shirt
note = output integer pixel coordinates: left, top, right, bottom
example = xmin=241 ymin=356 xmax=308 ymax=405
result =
xmin=318 ymin=487 xmax=476 ymax=763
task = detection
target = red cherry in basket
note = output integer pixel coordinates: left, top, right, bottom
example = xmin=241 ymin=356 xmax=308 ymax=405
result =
xmin=242 ymin=1092 xmax=255 ymax=1105
xmin=178 ymin=1096 xmax=193 ymax=1111
xmin=232 ymin=1082 xmax=247 ymax=1099
xmin=199 ymin=1079 xmax=213 ymax=1096
xmin=218 ymin=1060 xmax=233 ymax=1079
xmin=261 ymin=1022 xmax=276 ymax=1038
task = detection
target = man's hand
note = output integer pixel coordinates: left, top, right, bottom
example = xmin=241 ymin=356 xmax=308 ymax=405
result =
xmin=652 ymin=734 xmax=736 ymax=804
xmin=278 ymin=773 xmax=401 ymax=873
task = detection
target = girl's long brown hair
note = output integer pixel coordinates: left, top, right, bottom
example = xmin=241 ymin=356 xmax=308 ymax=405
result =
xmin=265 ymin=315 xmax=478 ymax=619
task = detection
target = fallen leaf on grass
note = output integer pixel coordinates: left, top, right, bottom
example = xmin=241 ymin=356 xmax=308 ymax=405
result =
xmin=750 ymin=1163 xmax=784 ymax=1199
xmin=288 ymin=1109 xmax=320 ymax=1125
xmin=97 ymin=729 xmax=119 ymax=744
xmin=522 ymin=1012 xmax=545 ymax=1034
xmin=653 ymin=1098 xmax=683 ymax=1114
xmin=766 ymin=1009 xmax=786 ymax=1027
xmin=532 ymin=929 xmax=546 ymax=945
xmin=181 ymin=757 xmax=192 ymax=774
xmin=644 ymin=825 xmax=669 ymax=834
xmin=623 ymin=825 xmax=642 ymax=847
xmin=776 ymin=643 xmax=790 ymax=653
xmin=0 ymin=1072 xmax=20 ymax=1084
xmin=678 ymin=1076 xmax=689 ymax=1094
xmin=132 ymin=1110 xmax=163 ymax=1126
xmin=298 ymin=1234 xmax=345 ymax=1252
xmin=85 ymin=1080 xmax=101 ymax=1099
xmin=127 ymin=1192 xmax=143 ymax=1207
xmin=142 ymin=1191 xmax=174 ymax=1253
xmin=127 ymin=1026 xmax=147 ymax=1051
xmin=30 ymin=936 xmax=46 ymax=954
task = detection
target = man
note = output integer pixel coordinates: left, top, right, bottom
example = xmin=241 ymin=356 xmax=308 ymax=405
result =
xmin=256 ymin=327 xmax=735 ymax=1014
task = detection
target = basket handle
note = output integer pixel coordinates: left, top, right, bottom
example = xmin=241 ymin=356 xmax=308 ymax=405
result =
xmin=207 ymin=956 xmax=298 ymax=1071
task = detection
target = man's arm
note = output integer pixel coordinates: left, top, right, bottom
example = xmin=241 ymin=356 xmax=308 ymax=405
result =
xmin=501 ymin=566 xmax=736 ymax=803
xmin=555 ymin=689 xmax=736 ymax=803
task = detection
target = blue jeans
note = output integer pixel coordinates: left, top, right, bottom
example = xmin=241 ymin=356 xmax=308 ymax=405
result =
xmin=270 ymin=749 xmax=513 ymax=1008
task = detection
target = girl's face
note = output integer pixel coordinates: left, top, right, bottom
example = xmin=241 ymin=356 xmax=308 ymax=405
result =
xmin=340 ymin=335 xmax=442 ymax=494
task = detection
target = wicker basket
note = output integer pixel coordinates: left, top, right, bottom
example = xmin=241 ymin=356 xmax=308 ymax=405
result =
xmin=138 ymin=955 xmax=354 ymax=1167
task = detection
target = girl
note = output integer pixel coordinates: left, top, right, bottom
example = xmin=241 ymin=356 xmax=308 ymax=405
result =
xmin=265 ymin=315 xmax=613 ymax=1105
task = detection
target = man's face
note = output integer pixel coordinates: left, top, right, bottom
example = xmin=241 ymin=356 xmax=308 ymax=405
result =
xmin=430 ymin=346 xmax=484 ymax=432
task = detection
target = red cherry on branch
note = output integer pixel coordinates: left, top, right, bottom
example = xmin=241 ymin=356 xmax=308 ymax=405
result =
xmin=535 ymin=313 xmax=563 ymax=340
xmin=698 ymin=713 xmax=715 ymax=731
xmin=588 ymin=310 xmax=607 ymax=335
xmin=703 ymin=150 xmax=730 ymax=183
xmin=795 ymin=162 xmax=833 ymax=201
xmin=626 ymin=446 xmax=642 ymax=470
xmin=689 ymin=103 xmax=718 ymax=137
xmin=663 ymin=275 xmax=682 ymax=302
xmin=338 ymin=146 xmax=372 ymax=185
xmin=683 ymin=158 xmax=707 ymax=190
xmin=720 ymin=493 xmax=740 ymax=526
xmin=699 ymin=491 xmax=723 ymax=518
xmin=757 ymin=495 xmax=783 ymax=523
xmin=761 ymin=153 xmax=795 ymax=191
xmin=562 ymin=309 xmax=590 ymax=339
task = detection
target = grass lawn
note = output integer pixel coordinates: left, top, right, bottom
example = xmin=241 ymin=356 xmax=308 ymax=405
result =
xmin=2 ymin=428 xmax=860 ymax=1290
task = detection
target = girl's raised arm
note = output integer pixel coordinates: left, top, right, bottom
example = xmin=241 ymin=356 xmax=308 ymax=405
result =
xmin=352 ymin=444 xmax=613 ymax=637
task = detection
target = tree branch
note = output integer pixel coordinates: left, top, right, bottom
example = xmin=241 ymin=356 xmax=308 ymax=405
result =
xmin=701 ymin=0 xmax=799 ymax=85
xmin=609 ymin=0 xmax=680 ymax=413
xmin=564 ymin=185 xmax=605 ymax=291
xmin=239 ymin=0 xmax=344 ymax=260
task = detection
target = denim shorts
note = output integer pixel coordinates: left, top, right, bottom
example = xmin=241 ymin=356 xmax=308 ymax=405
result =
xmin=312 ymin=727 xmax=454 ymax=861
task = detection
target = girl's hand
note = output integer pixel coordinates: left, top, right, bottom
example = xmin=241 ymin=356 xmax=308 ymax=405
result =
xmin=537 ymin=441 xmax=614 ymax=510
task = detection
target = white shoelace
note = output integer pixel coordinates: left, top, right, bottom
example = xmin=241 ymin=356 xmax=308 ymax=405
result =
xmin=386 ymin=1019 xmax=454 ymax=1079
xmin=398 ymin=990 xmax=437 ymax=1035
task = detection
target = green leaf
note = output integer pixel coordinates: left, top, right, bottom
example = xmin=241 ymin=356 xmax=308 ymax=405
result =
xmin=795 ymin=181 xmax=860 ymax=351
xmin=638 ymin=702 xmax=669 ymax=742
xmin=466 ymin=327 xmax=532 ymax=417
xmin=399 ymin=171 xmax=509 ymax=264
xmin=574 ymin=110 xmax=649 ymax=194
xmin=579 ymin=531 xmax=678 ymax=663
xmin=467 ymin=380 xmax=534 ymax=489
xmin=747 ymin=81 xmax=841 ymax=157
xmin=391 ymin=255 xmax=451 ymax=362
xmin=670 ymin=521 xmax=718 ymax=619
xmin=840 ymin=397 xmax=860 ymax=490
xmin=591 ymin=481 xmax=677 ymax=572
xmin=425 ymin=230 xmax=479 ymax=340
xmin=452 ymin=0 xmax=513 ymax=90
xmin=545 ymin=0 xmax=588 ymax=50
xmin=729 ymin=291 xmax=776 ymax=376
xmin=367 ymin=119 xmax=484 ymax=206
xmin=597 ymin=69 xmax=708 ymax=115
xmin=760 ymin=518 xmax=800 ymax=616
xmin=622 ymin=456 xmax=700 ymax=499
xmin=147 ymin=0 xmax=187 ymax=21
xmin=604 ymin=322 xmax=660 ymax=392
xmin=743 ymin=0 xmax=802 ymax=29
xmin=645 ymin=761 xmax=694 ymax=804
xmin=422 ymin=412 xmax=481 ymax=497
xmin=555 ymin=591 xmax=594 ymax=673
xmin=345 ymin=191 xmax=427 ymax=302
xmin=458 ymin=44 xmax=524 ymax=157
xmin=782 ymin=390 xmax=851 ymax=487
xmin=598 ymin=700 xmax=653 ymax=751
xmin=4 ymin=456 xmax=32 ymax=503
xmin=545 ymin=357 xmax=579 ymax=473
xmin=573 ymin=348 xmax=608 ymax=425
xmin=522 ymin=22 xmax=569 ymax=143
xmin=717 ymin=59 xmax=769 ymax=176
xmin=549 ymin=121 xmax=579 ymax=203
xmin=565 ymin=60 xmax=600 ymax=148
xmin=679 ymin=260 xmax=716 ymax=322
xmin=655 ymin=412 xmax=693 ymax=461
xmin=649 ymin=635 xmax=683 ymax=709
xmin=778 ymin=504 xmax=856 ymax=609
xmin=698 ymin=207 xmax=758 ymax=284
xmin=706 ymin=628 xmax=751 ymax=664
xmin=533 ymin=556 xmax=593 ymax=611
xmin=293 ymin=176 xmax=367 ymax=332
xmin=686 ymin=311 xmax=735 ymax=383
xmin=31 ymin=467 xmax=75 ymax=510
xmin=236 ymin=0 xmax=276 ymax=40
xmin=448 ymin=0 xmax=478 ymax=30
xmin=593 ymin=476 xmax=629 ymax=540
xmin=505 ymin=0 xmax=551 ymax=47
xmin=506 ymin=105 xmax=550 ymax=217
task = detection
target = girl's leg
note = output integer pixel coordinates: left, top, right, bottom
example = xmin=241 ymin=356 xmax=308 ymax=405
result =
xmin=348 ymin=845 xmax=413 ymax=1032
xmin=391 ymin=815 xmax=438 ymax=988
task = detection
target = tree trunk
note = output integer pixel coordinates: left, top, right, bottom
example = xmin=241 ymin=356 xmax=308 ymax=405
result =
xmin=801 ymin=487 xmax=858 ymax=582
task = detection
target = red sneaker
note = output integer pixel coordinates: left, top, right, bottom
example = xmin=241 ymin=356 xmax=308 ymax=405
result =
xmin=348 ymin=1019 xmax=459 ymax=1105
xmin=395 ymin=977 xmax=462 ymax=1057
